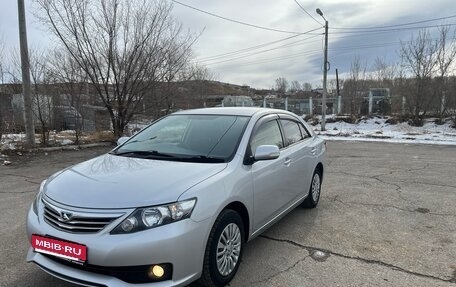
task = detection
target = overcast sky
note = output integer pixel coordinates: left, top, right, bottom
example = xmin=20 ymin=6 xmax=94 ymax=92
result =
xmin=1 ymin=0 xmax=455 ymax=89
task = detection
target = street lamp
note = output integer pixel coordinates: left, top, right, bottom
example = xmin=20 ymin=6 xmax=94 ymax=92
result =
xmin=316 ymin=8 xmax=328 ymax=131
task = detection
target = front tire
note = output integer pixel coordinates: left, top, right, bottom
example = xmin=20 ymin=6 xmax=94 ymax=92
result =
xmin=199 ymin=209 xmax=244 ymax=287
xmin=302 ymin=169 xmax=322 ymax=208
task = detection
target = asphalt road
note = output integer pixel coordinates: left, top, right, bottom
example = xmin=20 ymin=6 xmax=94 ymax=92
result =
xmin=1 ymin=141 xmax=455 ymax=287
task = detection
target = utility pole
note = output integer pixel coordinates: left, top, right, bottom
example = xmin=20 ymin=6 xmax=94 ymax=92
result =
xmin=316 ymin=8 xmax=328 ymax=131
xmin=18 ymin=0 xmax=35 ymax=147
xmin=336 ymin=68 xmax=341 ymax=114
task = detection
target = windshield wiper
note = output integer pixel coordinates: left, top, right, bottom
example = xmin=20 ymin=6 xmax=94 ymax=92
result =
xmin=184 ymin=155 xmax=226 ymax=163
xmin=111 ymin=151 xmax=225 ymax=162
xmin=121 ymin=136 xmax=158 ymax=147
xmin=111 ymin=150 xmax=175 ymax=158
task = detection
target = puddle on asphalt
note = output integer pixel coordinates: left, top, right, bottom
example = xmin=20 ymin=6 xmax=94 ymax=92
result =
xmin=310 ymin=250 xmax=330 ymax=262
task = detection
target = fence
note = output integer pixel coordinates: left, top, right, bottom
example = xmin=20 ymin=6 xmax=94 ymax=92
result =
xmin=247 ymin=95 xmax=453 ymax=117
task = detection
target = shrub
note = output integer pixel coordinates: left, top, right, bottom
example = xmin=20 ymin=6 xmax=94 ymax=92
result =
xmin=334 ymin=116 xmax=356 ymax=124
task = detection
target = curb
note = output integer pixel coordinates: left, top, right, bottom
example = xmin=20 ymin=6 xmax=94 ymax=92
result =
xmin=35 ymin=142 xmax=114 ymax=152
xmin=0 ymin=142 xmax=114 ymax=155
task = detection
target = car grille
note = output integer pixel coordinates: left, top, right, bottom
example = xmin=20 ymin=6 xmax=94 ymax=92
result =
xmin=42 ymin=199 xmax=121 ymax=233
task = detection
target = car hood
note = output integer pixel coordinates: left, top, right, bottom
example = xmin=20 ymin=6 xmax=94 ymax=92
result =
xmin=44 ymin=154 xmax=227 ymax=209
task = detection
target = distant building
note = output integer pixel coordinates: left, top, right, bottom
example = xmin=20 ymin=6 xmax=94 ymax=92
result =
xmin=222 ymin=96 xmax=254 ymax=107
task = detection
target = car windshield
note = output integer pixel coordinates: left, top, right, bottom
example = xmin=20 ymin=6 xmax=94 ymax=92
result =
xmin=112 ymin=114 xmax=250 ymax=162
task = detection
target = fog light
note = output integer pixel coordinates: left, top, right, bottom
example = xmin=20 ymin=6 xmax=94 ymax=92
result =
xmin=148 ymin=265 xmax=164 ymax=278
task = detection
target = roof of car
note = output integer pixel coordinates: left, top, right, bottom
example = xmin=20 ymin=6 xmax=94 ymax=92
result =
xmin=174 ymin=107 xmax=296 ymax=117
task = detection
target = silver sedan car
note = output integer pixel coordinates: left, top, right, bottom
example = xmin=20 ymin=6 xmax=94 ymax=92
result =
xmin=26 ymin=107 xmax=326 ymax=287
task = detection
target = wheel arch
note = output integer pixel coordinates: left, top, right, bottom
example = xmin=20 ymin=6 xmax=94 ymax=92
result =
xmin=315 ymin=162 xmax=324 ymax=182
xmin=223 ymin=201 xmax=250 ymax=242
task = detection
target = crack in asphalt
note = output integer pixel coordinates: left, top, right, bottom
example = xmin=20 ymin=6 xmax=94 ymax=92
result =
xmin=24 ymin=179 xmax=41 ymax=185
xmin=260 ymin=235 xmax=456 ymax=284
xmin=0 ymin=173 xmax=38 ymax=180
xmin=249 ymin=255 xmax=310 ymax=285
xmin=329 ymin=171 xmax=406 ymax=199
xmin=0 ymin=173 xmax=43 ymax=186
xmin=330 ymin=197 xmax=456 ymax=217
xmin=451 ymin=270 xmax=456 ymax=283
xmin=0 ymin=189 xmax=36 ymax=194
xmin=388 ymin=180 xmax=456 ymax=190
xmin=372 ymin=174 xmax=403 ymax=192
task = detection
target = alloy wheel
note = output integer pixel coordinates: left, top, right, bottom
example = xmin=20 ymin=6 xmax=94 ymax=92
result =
xmin=216 ymin=223 xmax=242 ymax=276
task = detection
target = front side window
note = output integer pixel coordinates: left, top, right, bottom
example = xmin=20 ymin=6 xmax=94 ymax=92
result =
xmin=113 ymin=115 xmax=250 ymax=162
xmin=250 ymin=120 xmax=283 ymax=153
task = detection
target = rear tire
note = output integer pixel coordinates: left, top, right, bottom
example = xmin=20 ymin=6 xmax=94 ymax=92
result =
xmin=302 ymin=169 xmax=322 ymax=208
xmin=199 ymin=209 xmax=244 ymax=287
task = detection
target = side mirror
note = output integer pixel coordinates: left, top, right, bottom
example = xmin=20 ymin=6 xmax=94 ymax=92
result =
xmin=117 ymin=136 xmax=129 ymax=146
xmin=254 ymin=145 xmax=280 ymax=161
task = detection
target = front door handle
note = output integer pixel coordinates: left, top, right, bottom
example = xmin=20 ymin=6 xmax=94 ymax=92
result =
xmin=311 ymin=147 xmax=317 ymax=155
xmin=284 ymin=158 xmax=291 ymax=166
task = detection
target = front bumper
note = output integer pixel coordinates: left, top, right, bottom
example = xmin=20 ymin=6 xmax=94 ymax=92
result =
xmin=26 ymin=206 xmax=212 ymax=287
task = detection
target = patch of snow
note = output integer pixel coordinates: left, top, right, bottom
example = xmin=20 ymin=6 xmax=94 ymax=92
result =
xmin=60 ymin=139 xmax=74 ymax=146
xmin=314 ymin=116 xmax=456 ymax=146
xmin=59 ymin=130 xmax=76 ymax=134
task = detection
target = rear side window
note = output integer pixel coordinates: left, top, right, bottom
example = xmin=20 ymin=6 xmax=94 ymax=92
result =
xmin=280 ymin=119 xmax=302 ymax=146
xmin=250 ymin=120 xmax=283 ymax=153
xmin=299 ymin=122 xmax=311 ymax=139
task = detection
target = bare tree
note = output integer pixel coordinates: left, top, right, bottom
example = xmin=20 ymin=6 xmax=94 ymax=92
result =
xmin=373 ymin=57 xmax=397 ymax=85
xmin=159 ymin=42 xmax=195 ymax=115
xmin=35 ymin=0 xmax=195 ymax=137
xmin=190 ymin=64 xmax=216 ymax=82
xmin=343 ymin=55 xmax=367 ymax=116
xmin=400 ymin=30 xmax=438 ymax=125
xmin=183 ymin=64 xmax=216 ymax=108
xmin=47 ymin=49 xmax=89 ymax=145
xmin=9 ymin=48 xmax=54 ymax=145
xmin=0 ymin=32 xmax=4 ymax=84
xmin=29 ymin=49 xmax=54 ymax=145
xmin=302 ymin=82 xmax=312 ymax=92
xmin=289 ymin=80 xmax=301 ymax=94
xmin=0 ymin=31 xmax=4 ymax=141
xmin=275 ymin=77 xmax=288 ymax=95
xmin=434 ymin=26 xmax=456 ymax=119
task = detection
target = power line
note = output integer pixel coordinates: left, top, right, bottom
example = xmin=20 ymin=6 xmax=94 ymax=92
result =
xmin=197 ymin=28 xmax=323 ymax=62
xmin=329 ymin=23 xmax=456 ymax=34
xmin=197 ymin=35 xmax=302 ymax=61
xmin=293 ymin=0 xmax=323 ymax=26
xmin=171 ymin=0 xmax=313 ymax=34
xmin=209 ymin=49 xmax=323 ymax=68
xmin=331 ymin=14 xmax=456 ymax=30
xmin=208 ymin=40 xmax=413 ymax=68
xmin=200 ymin=34 xmax=322 ymax=65
xmin=329 ymin=41 xmax=400 ymax=51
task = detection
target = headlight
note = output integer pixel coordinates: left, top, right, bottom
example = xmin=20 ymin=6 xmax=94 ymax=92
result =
xmin=32 ymin=180 xmax=47 ymax=215
xmin=111 ymin=198 xmax=197 ymax=234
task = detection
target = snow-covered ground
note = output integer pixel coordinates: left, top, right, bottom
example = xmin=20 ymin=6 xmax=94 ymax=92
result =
xmin=312 ymin=116 xmax=456 ymax=146
xmin=0 ymin=132 xmax=76 ymax=151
